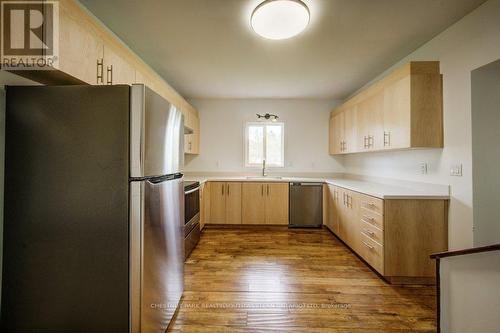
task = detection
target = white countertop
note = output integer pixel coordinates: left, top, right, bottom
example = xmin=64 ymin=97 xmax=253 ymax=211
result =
xmin=184 ymin=175 xmax=450 ymax=200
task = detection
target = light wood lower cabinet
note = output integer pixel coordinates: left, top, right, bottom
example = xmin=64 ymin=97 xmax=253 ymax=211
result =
xmin=324 ymin=184 xmax=448 ymax=284
xmin=241 ymin=183 xmax=266 ymax=224
xmin=199 ymin=182 xmax=211 ymax=230
xmin=207 ymin=182 xmax=241 ymax=224
xmin=264 ymin=183 xmax=289 ymax=224
xmin=241 ymin=183 xmax=289 ymax=225
xmin=324 ymin=185 xmax=340 ymax=234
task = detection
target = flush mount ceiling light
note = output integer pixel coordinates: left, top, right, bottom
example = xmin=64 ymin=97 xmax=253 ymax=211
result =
xmin=251 ymin=0 xmax=310 ymax=40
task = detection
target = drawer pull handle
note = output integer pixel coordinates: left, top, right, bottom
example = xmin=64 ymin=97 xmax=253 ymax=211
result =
xmin=362 ymin=216 xmax=376 ymax=225
xmin=363 ymin=229 xmax=375 ymax=237
xmin=362 ymin=241 xmax=374 ymax=250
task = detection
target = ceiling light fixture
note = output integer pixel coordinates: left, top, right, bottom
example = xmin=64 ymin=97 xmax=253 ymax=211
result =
xmin=251 ymin=0 xmax=310 ymax=40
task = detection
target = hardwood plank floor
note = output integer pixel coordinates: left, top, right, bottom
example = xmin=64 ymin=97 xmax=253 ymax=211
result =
xmin=168 ymin=227 xmax=436 ymax=332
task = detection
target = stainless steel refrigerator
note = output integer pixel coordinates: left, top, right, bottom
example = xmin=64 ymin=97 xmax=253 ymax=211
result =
xmin=1 ymin=84 xmax=184 ymax=332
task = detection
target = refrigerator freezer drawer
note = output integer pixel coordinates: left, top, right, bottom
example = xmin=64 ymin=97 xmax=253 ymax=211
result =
xmin=130 ymin=176 xmax=184 ymax=333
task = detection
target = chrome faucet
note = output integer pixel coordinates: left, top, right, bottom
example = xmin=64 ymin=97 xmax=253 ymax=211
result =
xmin=262 ymin=159 xmax=267 ymax=177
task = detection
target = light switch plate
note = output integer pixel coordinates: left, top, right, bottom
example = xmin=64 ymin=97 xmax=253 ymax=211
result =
xmin=450 ymin=164 xmax=463 ymax=176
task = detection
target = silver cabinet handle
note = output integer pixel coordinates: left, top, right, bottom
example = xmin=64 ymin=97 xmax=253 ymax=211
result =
xmin=97 ymin=58 xmax=104 ymax=84
xmin=227 ymin=184 xmax=230 ymax=196
xmin=384 ymin=131 xmax=390 ymax=147
xmin=267 ymin=184 xmax=269 ymax=196
xmin=261 ymin=184 xmax=264 ymax=196
xmin=362 ymin=241 xmax=374 ymax=250
xmin=222 ymin=184 xmax=224 ymax=196
xmin=363 ymin=229 xmax=375 ymax=237
xmin=361 ymin=215 xmax=376 ymax=225
xmin=106 ymin=65 xmax=113 ymax=85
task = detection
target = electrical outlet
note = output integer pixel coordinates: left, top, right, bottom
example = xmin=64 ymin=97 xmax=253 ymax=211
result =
xmin=215 ymin=161 xmax=220 ymax=168
xmin=450 ymin=164 xmax=463 ymax=177
xmin=420 ymin=162 xmax=428 ymax=175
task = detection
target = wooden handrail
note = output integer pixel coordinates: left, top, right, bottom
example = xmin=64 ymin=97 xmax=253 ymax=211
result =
xmin=430 ymin=243 xmax=500 ymax=259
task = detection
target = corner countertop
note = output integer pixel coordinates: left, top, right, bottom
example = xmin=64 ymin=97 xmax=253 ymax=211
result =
xmin=183 ymin=175 xmax=450 ymax=200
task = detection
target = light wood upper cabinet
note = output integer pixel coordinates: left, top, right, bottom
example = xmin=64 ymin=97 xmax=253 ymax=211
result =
xmin=185 ymin=111 xmax=200 ymax=155
xmin=242 ymin=183 xmax=266 ymax=224
xmin=58 ymin=1 xmax=103 ymax=84
xmin=103 ymin=45 xmax=135 ymax=85
xmin=329 ymin=61 xmax=443 ymax=155
xmin=383 ymin=75 xmax=411 ymax=149
xmin=343 ymin=106 xmax=357 ymax=153
xmin=29 ymin=0 xmax=201 ymax=155
xmin=329 ymin=113 xmax=344 ymax=154
xmin=265 ymin=183 xmax=289 ymax=225
xmin=357 ymin=93 xmax=384 ymax=151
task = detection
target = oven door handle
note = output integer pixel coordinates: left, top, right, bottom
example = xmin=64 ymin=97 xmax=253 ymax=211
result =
xmin=184 ymin=186 xmax=200 ymax=195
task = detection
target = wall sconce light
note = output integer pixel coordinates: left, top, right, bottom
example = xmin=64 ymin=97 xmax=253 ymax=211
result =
xmin=256 ymin=113 xmax=279 ymax=122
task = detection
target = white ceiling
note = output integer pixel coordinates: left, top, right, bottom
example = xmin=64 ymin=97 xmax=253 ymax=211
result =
xmin=80 ymin=0 xmax=486 ymax=99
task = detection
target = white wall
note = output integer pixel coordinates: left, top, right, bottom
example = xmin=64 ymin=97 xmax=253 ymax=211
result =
xmin=343 ymin=0 xmax=500 ymax=250
xmin=471 ymin=60 xmax=500 ymax=246
xmin=440 ymin=251 xmax=500 ymax=333
xmin=184 ymin=98 xmax=343 ymax=174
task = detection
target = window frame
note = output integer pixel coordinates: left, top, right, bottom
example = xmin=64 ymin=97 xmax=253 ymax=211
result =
xmin=244 ymin=121 xmax=285 ymax=168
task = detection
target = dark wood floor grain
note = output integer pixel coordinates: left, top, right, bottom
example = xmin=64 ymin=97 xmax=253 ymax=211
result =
xmin=168 ymin=227 xmax=436 ymax=332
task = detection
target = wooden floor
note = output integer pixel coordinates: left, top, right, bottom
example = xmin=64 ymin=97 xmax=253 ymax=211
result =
xmin=168 ymin=227 xmax=437 ymax=332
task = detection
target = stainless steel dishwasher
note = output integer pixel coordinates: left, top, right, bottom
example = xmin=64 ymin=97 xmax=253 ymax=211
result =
xmin=289 ymin=182 xmax=323 ymax=228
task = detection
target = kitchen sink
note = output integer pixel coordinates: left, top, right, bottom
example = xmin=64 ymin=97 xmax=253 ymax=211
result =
xmin=245 ymin=176 xmax=283 ymax=179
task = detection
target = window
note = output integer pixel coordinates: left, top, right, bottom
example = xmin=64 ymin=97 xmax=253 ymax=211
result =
xmin=245 ymin=122 xmax=284 ymax=167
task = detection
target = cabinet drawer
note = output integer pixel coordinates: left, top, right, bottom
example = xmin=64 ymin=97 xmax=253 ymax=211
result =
xmin=359 ymin=209 xmax=384 ymax=230
xmin=360 ymin=220 xmax=383 ymax=245
xmin=360 ymin=195 xmax=384 ymax=215
xmin=359 ymin=233 xmax=384 ymax=274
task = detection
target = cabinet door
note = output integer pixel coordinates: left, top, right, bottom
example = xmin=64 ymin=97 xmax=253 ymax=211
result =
xmin=343 ymin=106 xmax=357 ymax=153
xmin=225 ymin=183 xmax=242 ymax=224
xmin=330 ymin=113 xmax=344 ymax=154
xmin=58 ymin=5 xmax=104 ymax=84
xmin=357 ymin=93 xmax=384 ymax=151
xmin=191 ymin=114 xmax=200 ymax=154
xmin=242 ymin=183 xmax=266 ymax=224
xmin=265 ymin=183 xmax=289 ymax=225
xmin=103 ymin=45 xmax=135 ymax=85
xmin=184 ymin=134 xmax=194 ymax=154
xmin=383 ymin=75 xmax=411 ymax=149
xmin=326 ymin=185 xmax=340 ymax=234
xmin=339 ymin=189 xmax=359 ymax=249
xmin=209 ymin=182 xmax=226 ymax=224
